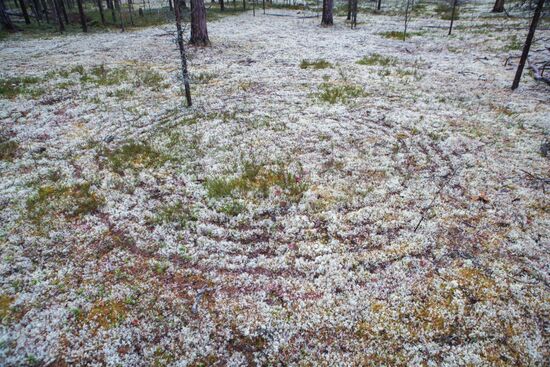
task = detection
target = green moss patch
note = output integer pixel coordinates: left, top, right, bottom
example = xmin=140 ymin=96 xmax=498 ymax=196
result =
xmin=300 ymin=59 xmax=332 ymax=70
xmin=104 ymin=142 xmax=169 ymax=174
xmin=205 ymin=163 xmax=306 ymax=202
xmin=26 ymin=182 xmax=104 ymax=225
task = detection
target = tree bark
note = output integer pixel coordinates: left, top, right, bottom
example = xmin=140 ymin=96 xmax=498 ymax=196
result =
xmin=19 ymin=0 xmax=31 ymax=24
xmin=168 ymin=0 xmax=173 ymax=11
xmin=40 ymin=0 xmax=49 ymax=22
xmin=97 ymin=0 xmax=105 ymax=24
xmin=59 ymin=0 xmax=68 ymax=23
xmin=108 ymin=0 xmax=116 ymax=22
xmin=512 ymin=0 xmax=545 ymax=89
xmin=346 ymin=0 xmax=351 ymax=20
xmin=76 ymin=0 xmax=87 ymax=31
xmin=190 ymin=0 xmax=210 ymax=46
xmin=32 ymin=0 xmax=43 ymax=21
xmin=492 ymin=0 xmax=504 ymax=12
xmin=53 ymin=0 xmax=65 ymax=31
xmin=174 ymin=0 xmax=192 ymax=106
xmin=377 ymin=0 xmax=381 ymax=10
xmin=321 ymin=0 xmax=332 ymax=26
xmin=0 ymin=0 xmax=16 ymax=31
xmin=220 ymin=0 xmax=223 ymax=10
xmin=128 ymin=0 xmax=134 ymax=26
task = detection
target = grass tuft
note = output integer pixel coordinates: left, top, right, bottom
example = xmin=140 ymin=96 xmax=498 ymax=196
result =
xmin=104 ymin=141 xmax=168 ymax=174
xmin=356 ymin=53 xmax=397 ymax=67
xmin=300 ymin=59 xmax=332 ymax=69
xmin=205 ymin=162 xmax=306 ymax=202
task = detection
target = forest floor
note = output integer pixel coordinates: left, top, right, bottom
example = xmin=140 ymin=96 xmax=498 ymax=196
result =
xmin=1 ymin=3 xmax=549 ymax=366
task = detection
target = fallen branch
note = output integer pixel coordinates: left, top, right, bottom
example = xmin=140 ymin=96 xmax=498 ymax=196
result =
xmin=528 ymin=57 xmax=550 ymax=85
xmin=192 ymin=287 xmax=214 ymax=314
xmin=414 ymin=167 xmax=459 ymax=232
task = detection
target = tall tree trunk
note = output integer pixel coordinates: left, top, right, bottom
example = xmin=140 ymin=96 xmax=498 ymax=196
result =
xmin=116 ymin=0 xmax=124 ymax=31
xmin=76 ymin=0 xmax=87 ymax=31
xmin=220 ymin=0 xmax=223 ymax=10
xmin=32 ymin=0 xmax=43 ymax=21
xmin=346 ymin=0 xmax=351 ymax=20
xmin=174 ymin=0 xmax=192 ymax=106
xmin=377 ymin=0 xmax=381 ymax=10
xmin=0 ymin=0 xmax=16 ymax=31
xmin=40 ymin=0 xmax=49 ymax=22
xmin=242 ymin=0 xmax=245 ymax=9
xmin=321 ymin=0 xmax=332 ymax=26
xmin=448 ymin=0 xmax=457 ymax=35
xmin=108 ymin=0 xmax=116 ymax=21
xmin=492 ymin=0 xmax=504 ymax=12
xmin=168 ymin=0 xmax=173 ymax=11
xmin=512 ymin=0 xmax=545 ymax=89
xmin=19 ymin=0 xmax=31 ymax=24
xmin=53 ymin=0 xmax=65 ymax=31
xmin=350 ymin=0 xmax=357 ymax=28
xmin=59 ymin=0 xmax=68 ymax=23
xmin=190 ymin=0 xmax=210 ymax=46
xmin=128 ymin=0 xmax=134 ymax=26
xmin=97 ymin=0 xmax=105 ymax=24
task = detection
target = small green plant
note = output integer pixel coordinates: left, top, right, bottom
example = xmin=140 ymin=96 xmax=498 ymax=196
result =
xmin=0 ymin=76 xmax=43 ymax=99
xmin=317 ymin=82 xmax=367 ymax=104
xmin=26 ymin=182 xmax=104 ymax=225
xmin=104 ymin=142 xmax=168 ymax=174
xmin=150 ymin=201 xmax=198 ymax=228
xmin=0 ymin=137 xmax=18 ymax=161
xmin=218 ymin=200 xmax=246 ymax=216
xmin=79 ymin=65 xmax=129 ymax=86
xmin=191 ymin=72 xmax=218 ymax=84
xmin=205 ymin=162 xmax=306 ymax=202
xmin=356 ymin=53 xmax=397 ymax=67
xmin=300 ymin=59 xmax=332 ymax=69
xmin=135 ymin=69 xmax=166 ymax=90
xmin=503 ymin=34 xmax=522 ymax=51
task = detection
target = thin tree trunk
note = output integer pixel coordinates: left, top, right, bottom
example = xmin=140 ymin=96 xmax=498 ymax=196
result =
xmin=40 ymin=0 xmax=48 ymax=22
xmin=116 ymin=0 xmax=124 ymax=31
xmin=76 ymin=0 xmax=87 ymax=31
xmin=512 ymin=0 xmax=545 ymax=89
xmin=174 ymin=0 xmax=192 ymax=106
xmin=220 ymin=0 xmax=223 ymax=10
xmin=351 ymin=0 xmax=357 ymax=28
xmin=492 ymin=0 xmax=504 ymax=12
xmin=97 ymin=0 xmax=105 ymax=24
xmin=168 ymin=0 xmax=173 ymax=11
xmin=19 ymin=0 xmax=31 ymax=24
xmin=448 ymin=0 xmax=457 ymax=35
xmin=128 ymin=0 xmax=134 ymax=26
xmin=108 ymin=0 xmax=116 ymax=21
xmin=0 ymin=0 xmax=16 ymax=31
xmin=346 ymin=0 xmax=351 ymax=20
xmin=403 ymin=0 xmax=411 ymax=40
xmin=32 ymin=0 xmax=43 ymax=21
xmin=190 ymin=0 xmax=210 ymax=46
xmin=377 ymin=0 xmax=381 ymax=10
xmin=242 ymin=0 xmax=245 ymax=10
xmin=53 ymin=0 xmax=65 ymax=31
xmin=321 ymin=0 xmax=332 ymax=26
xmin=59 ymin=0 xmax=68 ymax=23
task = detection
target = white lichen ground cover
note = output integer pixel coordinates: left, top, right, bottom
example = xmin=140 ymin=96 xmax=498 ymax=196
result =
xmin=0 ymin=4 xmax=549 ymax=366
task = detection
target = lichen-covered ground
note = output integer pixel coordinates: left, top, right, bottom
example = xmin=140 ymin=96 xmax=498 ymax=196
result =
xmin=1 ymin=2 xmax=549 ymax=366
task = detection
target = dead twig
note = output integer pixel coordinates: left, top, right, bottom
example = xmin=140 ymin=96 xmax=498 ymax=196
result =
xmin=414 ymin=167 xmax=459 ymax=232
